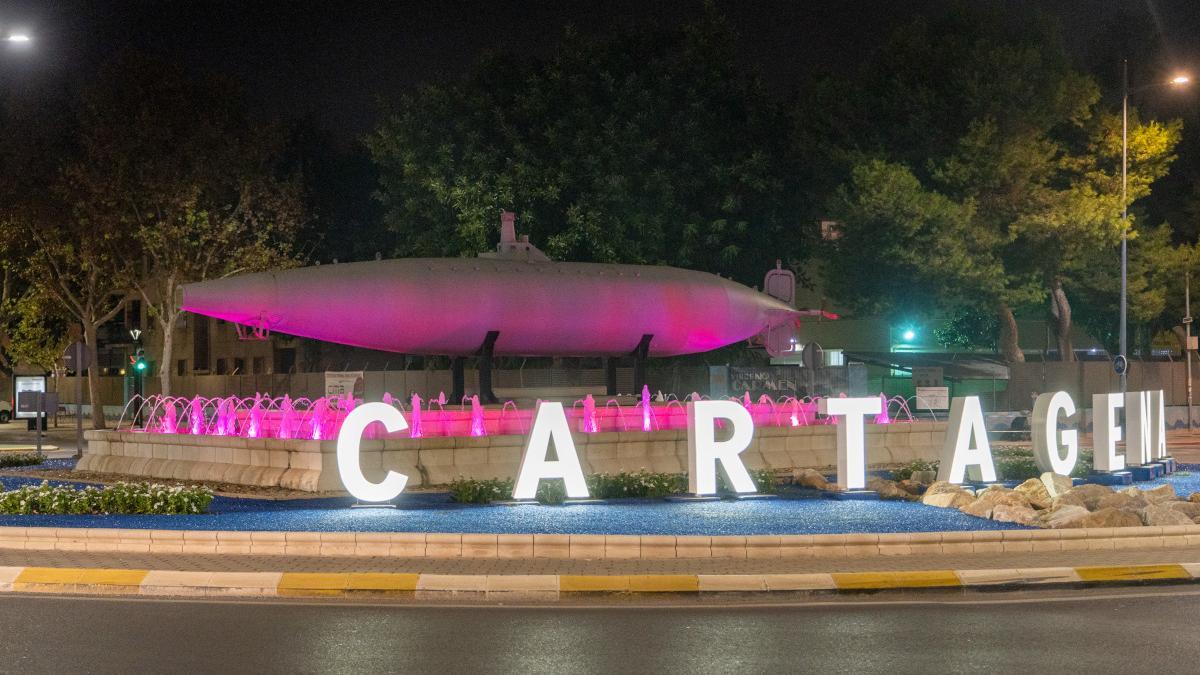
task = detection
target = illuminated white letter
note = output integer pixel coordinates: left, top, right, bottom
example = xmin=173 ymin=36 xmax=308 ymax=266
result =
xmin=336 ymin=402 xmax=409 ymax=502
xmin=1031 ymin=391 xmax=1078 ymax=475
xmin=1150 ymin=389 xmax=1168 ymax=460
xmin=936 ymin=396 xmax=996 ymax=484
xmin=818 ymin=396 xmax=881 ymax=490
xmin=512 ymin=401 xmax=589 ymax=500
xmin=687 ymin=400 xmax=757 ymax=495
xmin=1125 ymin=390 xmax=1153 ymax=466
xmin=1092 ymin=393 xmax=1125 ymax=472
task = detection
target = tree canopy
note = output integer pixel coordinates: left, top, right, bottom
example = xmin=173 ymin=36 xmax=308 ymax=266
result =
xmin=813 ymin=10 xmax=1183 ymax=361
xmin=367 ymin=12 xmax=806 ymax=286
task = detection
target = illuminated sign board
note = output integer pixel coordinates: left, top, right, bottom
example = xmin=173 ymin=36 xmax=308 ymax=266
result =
xmin=335 ymin=390 xmax=1168 ymax=502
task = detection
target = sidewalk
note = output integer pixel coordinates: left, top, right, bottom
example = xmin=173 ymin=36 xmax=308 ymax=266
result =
xmin=1 ymin=544 xmax=1199 ymax=599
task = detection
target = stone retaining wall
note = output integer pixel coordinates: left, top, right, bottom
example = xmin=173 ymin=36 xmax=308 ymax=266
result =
xmin=0 ymin=524 xmax=1192 ymax=558
xmin=79 ymin=422 xmax=948 ymax=492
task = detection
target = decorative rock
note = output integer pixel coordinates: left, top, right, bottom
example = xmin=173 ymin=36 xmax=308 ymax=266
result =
xmin=1139 ymin=504 xmax=1193 ymax=527
xmin=911 ymin=470 xmax=938 ymax=484
xmin=991 ymin=491 xmax=1034 ymax=510
xmin=1067 ymin=507 xmax=1142 ymax=529
xmin=1189 ymin=492 xmax=1200 ymax=504
xmin=1039 ymin=504 xmax=1091 ymax=529
xmin=960 ymin=499 xmax=994 ymax=519
xmin=992 ymin=503 xmax=1039 ymax=526
xmin=1064 ymin=484 xmax=1115 ymax=510
xmin=1014 ymin=478 xmax=1052 ymax=510
xmin=1040 ymin=472 xmax=1073 ymax=499
xmin=923 ymin=490 xmax=975 ymax=509
xmin=1167 ymin=501 xmax=1200 ymax=519
xmin=793 ymin=468 xmax=831 ymax=491
xmin=897 ymin=479 xmax=924 ymax=495
xmin=974 ymin=485 xmax=1013 ymax=499
xmin=1050 ymin=491 xmax=1088 ymax=510
xmin=924 ymin=481 xmax=968 ymax=497
xmin=1097 ymin=492 xmax=1149 ymax=512
xmin=1142 ymin=484 xmax=1177 ymax=504
xmin=867 ymin=478 xmax=916 ymax=501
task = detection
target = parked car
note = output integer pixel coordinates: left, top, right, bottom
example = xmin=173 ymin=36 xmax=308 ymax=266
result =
xmin=0 ymin=399 xmax=11 ymax=423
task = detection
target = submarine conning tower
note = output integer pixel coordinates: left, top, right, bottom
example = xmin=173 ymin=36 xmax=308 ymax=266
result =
xmin=479 ymin=211 xmax=550 ymax=262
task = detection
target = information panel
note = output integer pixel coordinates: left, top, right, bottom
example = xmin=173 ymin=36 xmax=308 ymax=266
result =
xmin=13 ymin=375 xmax=47 ymax=419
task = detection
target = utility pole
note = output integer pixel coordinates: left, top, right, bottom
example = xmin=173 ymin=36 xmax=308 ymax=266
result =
xmin=1186 ymin=271 xmax=1195 ymax=430
xmin=1120 ymin=58 xmax=1129 ymax=395
xmin=74 ymin=340 xmax=83 ymax=458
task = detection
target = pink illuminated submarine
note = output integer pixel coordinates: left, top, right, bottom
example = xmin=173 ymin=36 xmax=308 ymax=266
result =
xmin=179 ymin=212 xmax=833 ymax=399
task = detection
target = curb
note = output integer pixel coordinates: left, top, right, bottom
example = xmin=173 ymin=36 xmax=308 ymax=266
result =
xmin=1 ymin=563 xmax=1198 ymax=600
xmin=3 ymin=525 xmax=1200 ymax=559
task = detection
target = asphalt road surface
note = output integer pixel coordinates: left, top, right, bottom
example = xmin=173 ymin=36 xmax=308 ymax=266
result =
xmin=1 ymin=589 xmax=1198 ymax=673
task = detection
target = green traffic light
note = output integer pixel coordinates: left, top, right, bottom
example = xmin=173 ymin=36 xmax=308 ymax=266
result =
xmin=135 ymin=360 xmax=147 ymax=372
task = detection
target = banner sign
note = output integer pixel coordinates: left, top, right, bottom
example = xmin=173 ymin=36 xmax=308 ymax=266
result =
xmin=324 ymin=371 xmax=364 ymax=399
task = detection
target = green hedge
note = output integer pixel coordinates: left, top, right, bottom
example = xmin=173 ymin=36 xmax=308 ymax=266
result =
xmin=0 ymin=452 xmax=44 ymax=468
xmin=447 ymin=477 xmax=514 ymax=505
xmin=0 ymin=481 xmax=213 ymax=515
xmin=587 ymin=470 xmax=687 ymax=499
xmin=892 ymin=448 xmax=1095 ymax=482
xmin=448 ymin=468 xmax=779 ymax=505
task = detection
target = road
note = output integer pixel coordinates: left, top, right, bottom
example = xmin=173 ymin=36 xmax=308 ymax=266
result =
xmin=1 ymin=589 xmax=1198 ymax=673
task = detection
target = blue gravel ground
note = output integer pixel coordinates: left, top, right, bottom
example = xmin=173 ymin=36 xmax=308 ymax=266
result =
xmin=0 ymin=460 xmax=1195 ymax=535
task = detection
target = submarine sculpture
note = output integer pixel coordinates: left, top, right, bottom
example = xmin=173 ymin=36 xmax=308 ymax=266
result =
xmin=179 ymin=212 xmax=832 ymax=402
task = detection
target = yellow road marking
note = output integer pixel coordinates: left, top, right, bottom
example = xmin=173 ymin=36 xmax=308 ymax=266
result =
xmin=560 ymin=575 xmax=630 ymax=592
xmin=832 ymin=570 xmax=961 ymax=590
xmin=1074 ymin=565 xmax=1190 ymax=582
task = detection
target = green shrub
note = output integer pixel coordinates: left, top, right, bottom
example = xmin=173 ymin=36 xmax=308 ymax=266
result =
xmin=715 ymin=468 xmax=779 ymax=494
xmin=586 ymin=470 xmax=686 ymax=499
xmin=0 ymin=481 xmax=213 ymax=515
xmin=891 ymin=459 xmax=939 ymax=481
xmin=1071 ymin=451 xmax=1094 ymax=478
xmin=535 ymin=479 xmax=567 ymax=505
xmin=0 ymin=452 xmax=44 ymax=468
xmin=750 ymin=468 xmax=779 ymax=494
xmin=992 ymin=445 xmax=1093 ymax=480
xmin=448 ymin=477 xmax=514 ymax=504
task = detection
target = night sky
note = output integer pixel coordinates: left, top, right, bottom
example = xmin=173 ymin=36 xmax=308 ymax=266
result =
xmin=4 ymin=0 xmax=1199 ymax=147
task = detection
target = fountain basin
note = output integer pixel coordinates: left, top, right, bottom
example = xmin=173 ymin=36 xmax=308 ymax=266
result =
xmin=80 ymin=421 xmax=948 ymax=492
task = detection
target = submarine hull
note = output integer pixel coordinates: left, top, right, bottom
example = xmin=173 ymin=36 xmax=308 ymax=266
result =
xmin=179 ymin=258 xmax=798 ymax=358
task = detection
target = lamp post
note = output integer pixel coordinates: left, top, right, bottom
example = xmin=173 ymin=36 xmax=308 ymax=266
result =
xmin=1119 ymin=60 xmax=1191 ymax=393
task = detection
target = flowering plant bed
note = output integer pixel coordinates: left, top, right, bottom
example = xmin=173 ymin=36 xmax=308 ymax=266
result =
xmin=0 ymin=481 xmax=214 ymax=515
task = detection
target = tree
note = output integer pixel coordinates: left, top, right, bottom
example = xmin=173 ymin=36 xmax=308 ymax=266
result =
xmin=0 ymin=80 xmax=133 ymax=427
xmin=67 ymin=52 xmax=306 ymax=395
xmin=22 ymin=204 xmax=134 ymax=429
xmin=809 ymin=10 xmax=1181 ymax=362
xmin=367 ymin=11 xmax=805 ymax=286
xmin=824 ymin=160 xmax=1004 ymax=324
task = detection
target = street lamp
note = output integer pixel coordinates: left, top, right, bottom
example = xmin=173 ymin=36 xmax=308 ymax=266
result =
xmin=1119 ymin=61 xmax=1192 ymax=393
xmin=4 ymin=34 xmax=30 ymax=43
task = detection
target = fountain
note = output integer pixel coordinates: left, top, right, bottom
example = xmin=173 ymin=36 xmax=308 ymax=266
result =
xmin=469 ymin=395 xmax=486 ymax=437
xmin=118 ymin=388 xmax=912 ymax=441
xmin=581 ymin=394 xmax=599 ymax=433
xmin=409 ymin=393 xmax=423 ymax=438
xmin=640 ymin=385 xmax=653 ymax=432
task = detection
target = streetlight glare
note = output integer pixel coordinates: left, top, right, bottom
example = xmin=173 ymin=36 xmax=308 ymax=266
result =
xmin=1171 ymin=74 xmax=1191 ymax=86
xmin=5 ymin=34 xmax=31 ymax=43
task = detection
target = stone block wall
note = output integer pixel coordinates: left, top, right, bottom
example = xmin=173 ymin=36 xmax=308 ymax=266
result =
xmin=80 ymin=422 xmax=948 ymax=492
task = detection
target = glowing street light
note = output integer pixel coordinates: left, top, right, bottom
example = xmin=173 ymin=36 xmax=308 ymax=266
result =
xmin=4 ymin=33 xmax=30 ymax=43
xmin=1119 ymin=62 xmax=1193 ymax=393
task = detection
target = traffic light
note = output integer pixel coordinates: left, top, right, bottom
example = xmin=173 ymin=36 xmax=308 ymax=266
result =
xmin=134 ymin=349 xmax=148 ymax=373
